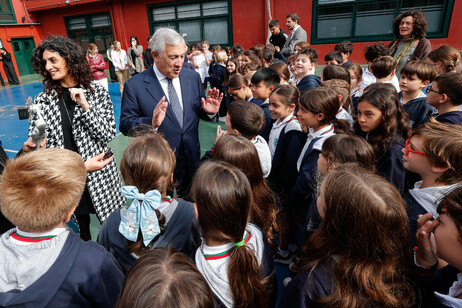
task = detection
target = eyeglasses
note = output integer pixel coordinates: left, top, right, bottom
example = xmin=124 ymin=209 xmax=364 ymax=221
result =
xmin=426 ymin=85 xmax=444 ymax=95
xmin=404 ymin=139 xmax=426 ymax=157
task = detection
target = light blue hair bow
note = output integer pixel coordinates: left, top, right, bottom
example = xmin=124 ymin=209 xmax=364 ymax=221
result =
xmin=118 ymin=186 xmax=162 ymax=246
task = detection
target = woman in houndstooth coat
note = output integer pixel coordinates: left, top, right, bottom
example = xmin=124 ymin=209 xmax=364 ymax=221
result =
xmin=23 ymin=36 xmax=125 ymax=240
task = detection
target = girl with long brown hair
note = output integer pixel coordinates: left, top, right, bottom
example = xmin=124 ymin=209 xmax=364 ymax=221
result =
xmin=192 ymin=161 xmax=276 ymax=308
xmin=97 ymin=133 xmax=200 ymax=273
xmin=354 ymin=83 xmax=411 ymax=192
xmin=212 ymin=134 xmax=278 ymax=247
xmin=281 ymin=164 xmax=415 ymax=308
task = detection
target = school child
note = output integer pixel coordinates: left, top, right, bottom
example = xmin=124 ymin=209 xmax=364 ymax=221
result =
xmin=402 ymin=121 xmax=462 ymax=247
xmin=287 ymin=54 xmax=297 ymax=83
xmin=191 ymin=42 xmax=207 ymax=85
xmin=399 ymin=60 xmax=437 ymax=129
xmin=212 ymin=134 xmax=278 ymax=247
xmin=224 ymin=58 xmax=238 ymax=85
xmin=0 ymin=148 xmax=124 ymax=307
xmin=301 ymin=135 xmax=376 ymax=245
xmin=321 ymin=64 xmax=351 ymax=84
xmin=116 ymin=247 xmax=214 ymax=308
xmin=220 ymin=58 xmax=240 ymax=119
xmin=354 ymin=84 xmax=411 ymax=192
xmin=370 ymin=55 xmax=401 ymax=92
xmin=227 ymin=74 xmax=262 ymax=106
xmin=242 ymin=62 xmax=260 ymax=75
xmin=209 ymin=49 xmax=227 ymax=93
xmin=274 ymin=88 xmax=338 ymax=263
xmin=250 ymin=67 xmax=280 ymax=141
xmin=324 ymin=51 xmax=343 ymax=65
xmin=267 ymin=84 xmax=302 ymax=158
xmin=427 ymin=44 xmax=460 ymax=75
xmin=357 ymin=42 xmax=393 ymax=96
xmin=206 ymin=100 xmax=271 ymax=178
xmin=321 ymin=79 xmax=354 ymax=126
xmin=269 ymin=62 xmax=291 ymax=85
xmin=97 ymin=133 xmax=200 ymax=273
xmin=280 ymin=164 xmax=416 ymax=308
xmin=192 ymin=161 xmax=277 ymax=308
xmin=428 ymin=72 xmax=462 ymax=125
xmin=201 ymin=40 xmax=213 ymax=89
xmin=334 ymin=40 xmax=353 ymax=67
xmin=294 ymin=47 xmax=321 ymax=94
xmin=266 ymin=85 xmax=305 ymax=259
xmin=346 ymin=63 xmax=363 ymax=113
xmin=414 ymin=186 xmax=462 ymax=307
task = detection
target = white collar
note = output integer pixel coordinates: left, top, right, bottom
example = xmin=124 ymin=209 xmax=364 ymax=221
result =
xmin=291 ymin=25 xmax=300 ymax=33
xmin=153 ymin=62 xmax=180 ymax=83
xmin=309 ymin=124 xmax=334 ymax=138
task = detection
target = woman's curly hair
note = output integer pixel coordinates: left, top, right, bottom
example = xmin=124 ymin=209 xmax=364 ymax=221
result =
xmin=393 ymin=9 xmax=428 ymax=39
xmin=32 ymin=35 xmax=93 ymax=96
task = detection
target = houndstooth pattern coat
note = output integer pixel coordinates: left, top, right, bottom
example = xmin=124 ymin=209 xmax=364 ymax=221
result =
xmin=29 ymin=82 xmax=125 ymax=222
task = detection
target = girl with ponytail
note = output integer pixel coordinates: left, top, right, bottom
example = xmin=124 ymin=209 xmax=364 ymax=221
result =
xmin=192 ymin=161 xmax=276 ymax=308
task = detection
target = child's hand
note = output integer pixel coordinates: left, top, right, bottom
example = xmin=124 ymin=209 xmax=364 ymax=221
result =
xmin=416 ymin=213 xmax=439 ymax=268
xmin=215 ymin=125 xmax=227 ymax=144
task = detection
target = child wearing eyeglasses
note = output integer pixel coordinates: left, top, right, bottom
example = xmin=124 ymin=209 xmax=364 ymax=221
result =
xmin=399 ymin=60 xmax=437 ymax=129
xmin=427 ymin=72 xmax=462 ymax=125
xmin=402 ymin=121 xmax=462 ymax=247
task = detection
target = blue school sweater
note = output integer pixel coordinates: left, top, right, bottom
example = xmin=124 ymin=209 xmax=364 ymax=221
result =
xmin=0 ymin=230 xmax=123 ymax=308
xmin=399 ymin=92 xmax=436 ymax=129
xmin=268 ymin=120 xmax=306 ymax=203
xmin=210 ymin=63 xmax=226 ymax=93
xmin=435 ymin=111 xmax=462 ymax=125
xmin=413 ymin=264 xmax=460 ymax=308
xmin=260 ymin=99 xmax=275 ymax=142
xmin=375 ymin=134 xmax=406 ymax=192
xmin=291 ymin=126 xmax=335 ymax=206
xmin=97 ymin=198 xmax=200 ymax=274
xmin=280 ymin=262 xmax=333 ymax=308
xmin=296 ymin=74 xmax=321 ymax=94
xmin=404 ymin=181 xmax=459 ymax=248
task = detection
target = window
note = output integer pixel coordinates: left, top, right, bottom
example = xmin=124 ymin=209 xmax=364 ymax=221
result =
xmin=148 ymin=0 xmax=232 ymax=46
xmin=64 ymin=13 xmax=114 ymax=54
xmin=0 ymin=0 xmax=16 ymax=23
xmin=312 ymin=0 xmax=454 ymax=44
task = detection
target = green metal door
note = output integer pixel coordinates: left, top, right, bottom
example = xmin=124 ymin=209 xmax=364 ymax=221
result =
xmin=11 ymin=38 xmax=36 ymax=76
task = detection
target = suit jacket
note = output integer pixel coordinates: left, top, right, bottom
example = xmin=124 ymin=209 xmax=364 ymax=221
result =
xmin=120 ymin=66 xmax=212 ymax=183
xmin=281 ymin=26 xmax=308 ymax=57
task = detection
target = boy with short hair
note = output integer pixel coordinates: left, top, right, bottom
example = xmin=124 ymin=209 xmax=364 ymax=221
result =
xmin=399 ymin=60 xmax=437 ymax=129
xmin=209 ymin=49 xmax=227 ymax=93
xmin=294 ymin=47 xmax=321 ymax=94
xmin=206 ymin=100 xmax=272 ymax=177
xmin=370 ymin=55 xmax=400 ymax=92
xmin=428 ymin=72 xmax=462 ymax=125
xmin=334 ymin=41 xmax=353 ymax=67
xmin=251 ymin=67 xmax=280 ymax=141
xmin=0 ymin=148 xmax=124 ymax=307
xmin=402 ymin=121 xmax=462 ymax=246
xmin=324 ymin=51 xmax=343 ymax=65
xmin=269 ymin=19 xmax=288 ymax=51
xmin=357 ymin=43 xmax=393 ymax=96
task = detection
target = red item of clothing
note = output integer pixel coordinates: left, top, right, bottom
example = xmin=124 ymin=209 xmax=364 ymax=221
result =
xmin=88 ymin=54 xmax=107 ymax=81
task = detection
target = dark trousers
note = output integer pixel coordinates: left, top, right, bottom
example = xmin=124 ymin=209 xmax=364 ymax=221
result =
xmin=108 ymin=61 xmax=117 ymax=83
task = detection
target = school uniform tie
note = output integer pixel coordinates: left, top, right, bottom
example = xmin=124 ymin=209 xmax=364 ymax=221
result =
xmin=167 ymin=78 xmax=183 ymax=128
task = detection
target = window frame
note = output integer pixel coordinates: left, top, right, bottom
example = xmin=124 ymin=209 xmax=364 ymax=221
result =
xmin=147 ymin=0 xmax=233 ymax=47
xmin=0 ymin=0 xmax=17 ymax=24
xmin=64 ymin=12 xmax=114 ymax=55
xmin=311 ymin=0 xmax=454 ymax=44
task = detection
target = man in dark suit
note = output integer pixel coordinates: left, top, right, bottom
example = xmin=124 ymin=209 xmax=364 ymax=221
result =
xmin=281 ymin=13 xmax=308 ymax=57
xmin=120 ymin=28 xmax=222 ymax=194
xmin=142 ymin=36 xmax=154 ymax=69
